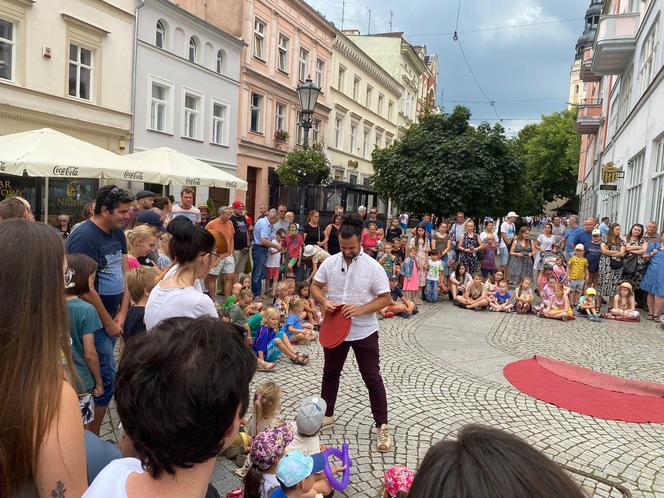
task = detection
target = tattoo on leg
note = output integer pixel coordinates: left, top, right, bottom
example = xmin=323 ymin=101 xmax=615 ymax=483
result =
xmin=51 ymin=481 xmax=66 ymax=498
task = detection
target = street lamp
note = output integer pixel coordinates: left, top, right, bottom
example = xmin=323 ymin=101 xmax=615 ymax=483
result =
xmin=297 ymin=77 xmax=321 ymax=149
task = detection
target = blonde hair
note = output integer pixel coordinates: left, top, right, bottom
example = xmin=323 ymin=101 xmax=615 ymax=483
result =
xmin=253 ymin=381 xmax=282 ymax=424
xmin=126 ymin=224 xmax=158 ymax=255
xmin=158 ymin=232 xmax=172 ymax=257
xmin=289 ymin=296 xmax=304 ymax=312
xmin=277 ymin=282 xmax=289 ymax=295
xmin=127 ymin=266 xmax=159 ymax=303
xmin=261 ymin=307 xmax=281 ymax=325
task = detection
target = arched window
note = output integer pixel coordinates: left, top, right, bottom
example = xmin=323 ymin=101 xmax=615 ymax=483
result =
xmin=156 ymin=20 xmax=165 ymax=48
xmin=216 ymin=50 xmax=224 ymax=74
xmin=188 ymin=37 xmax=198 ymax=63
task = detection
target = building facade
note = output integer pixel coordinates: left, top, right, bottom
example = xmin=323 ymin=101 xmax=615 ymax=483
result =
xmin=133 ymin=0 xmax=243 ymax=206
xmin=327 ymin=30 xmax=402 ymax=187
xmin=576 ymin=0 xmax=663 ymax=229
xmin=568 ymin=1 xmax=603 ymax=108
xmin=346 ymin=32 xmax=430 ymax=137
xmin=177 ymin=0 xmax=335 ymax=220
xmin=0 ymin=0 xmax=134 ymax=221
xmin=414 ymin=45 xmax=438 ymax=114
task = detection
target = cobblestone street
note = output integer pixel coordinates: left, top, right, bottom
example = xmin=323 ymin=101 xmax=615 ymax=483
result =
xmin=102 ymin=303 xmax=664 ymax=497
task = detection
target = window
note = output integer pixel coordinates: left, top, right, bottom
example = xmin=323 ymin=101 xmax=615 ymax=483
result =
xmin=388 ymin=100 xmax=394 ymax=121
xmin=639 ymin=20 xmax=659 ymax=95
xmin=253 ymin=19 xmax=265 ymax=60
xmin=375 ymin=131 xmax=383 ymax=149
xmin=349 ymin=173 xmax=358 ymax=184
xmin=352 ymin=76 xmax=360 ymax=100
xmin=68 ymin=44 xmax=93 ymax=100
xmin=363 ymin=177 xmax=370 ymax=187
xmin=278 ymin=34 xmax=289 ymax=72
xmin=625 ymin=152 xmax=644 ymax=228
xmin=250 ymin=92 xmax=263 ymax=133
xmin=377 ymin=94 xmax=384 ymax=116
xmin=183 ymin=92 xmax=201 ymax=139
xmin=156 ymin=20 xmax=165 ymax=49
xmin=365 ymin=85 xmax=373 ymax=108
xmin=337 ymin=66 xmax=346 ymax=92
xmin=652 ymin=138 xmax=664 ymax=225
xmin=335 ymin=116 xmax=343 ymax=148
xmin=211 ymin=101 xmax=229 ymax=145
xmin=216 ymin=50 xmax=224 ymax=74
xmin=275 ymin=102 xmax=287 ymax=132
xmin=0 ymin=18 xmax=15 ymax=81
xmin=150 ymin=82 xmax=168 ymax=132
xmin=315 ymin=59 xmax=325 ymax=89
xmin=385 ymin=134 xmax=393 ymax=148
xmin=617 ymin=67 xmax=633 ymax=127
xmin=298 ymin=47 xmax=309 ymax=82
xmin=363 ymin=128 xmax=370 ymax=158
xmin=350 ymin=123 xmax=358 ymax=153
xmin=312 ymin=119 xmax=320 ymax=143
xmin=188 ymin=37 xmax=198 ymax=63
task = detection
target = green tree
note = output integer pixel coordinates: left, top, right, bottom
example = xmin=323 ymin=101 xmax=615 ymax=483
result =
xmin=372 ymin=106 xmax=523 ymax=217
xmin=512 ymin=109 xmax=580 ymax=213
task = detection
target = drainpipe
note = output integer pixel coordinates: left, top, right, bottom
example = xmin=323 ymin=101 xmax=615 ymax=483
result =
xmin=130 ymin=0 xmax=146 ymax=154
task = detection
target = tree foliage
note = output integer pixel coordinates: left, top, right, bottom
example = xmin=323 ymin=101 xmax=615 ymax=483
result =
xmin=511 ymin=109 xmax=580 ymax=213
xmin=371 ymin=106 xmax=523 ymax=217
xmin=275 ymin=142 xmax=331 ymax=185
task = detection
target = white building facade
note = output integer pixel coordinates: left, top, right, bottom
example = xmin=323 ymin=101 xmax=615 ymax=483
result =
xmin=577 ymin=0 xmax=664 ymax=229
xmin=133 ymin=0 xmax=243 ymax=206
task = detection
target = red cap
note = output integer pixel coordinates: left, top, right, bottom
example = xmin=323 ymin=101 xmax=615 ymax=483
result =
xmin=232 ymin=200 xmax=245 ymax=209
xmin=319 ymin=306 xmax=352 ymax=349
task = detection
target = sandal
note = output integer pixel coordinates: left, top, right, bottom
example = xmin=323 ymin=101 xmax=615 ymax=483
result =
xmin=648 ymin=314 xmax=655 ymax=321
xmin=291 ymin=353 xmax=309 ymax=366
xmin=654 ymin=316 xmax=661 ymax=323
xmin=257 ymin=361 xmax=277 ymax=372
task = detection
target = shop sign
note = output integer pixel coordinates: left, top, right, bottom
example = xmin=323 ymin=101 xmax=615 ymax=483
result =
xmin=52 ymin=166 xmax=80 ymax=177
xmin=600 ymin=184 xmax=618 ymax=191
xmin=0 ymin=179 xmax=24 ymax=199
xmin=124 ymin=170 xmax=144 ymax=181
xmin=601 ymin=163 xmax=621 ymax=184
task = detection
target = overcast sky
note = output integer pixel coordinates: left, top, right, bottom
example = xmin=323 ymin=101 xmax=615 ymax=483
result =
xmin=308 ymin=0 xmax=588 ymax=135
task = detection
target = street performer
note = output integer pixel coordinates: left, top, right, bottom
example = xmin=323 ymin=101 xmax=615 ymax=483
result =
xmin=311 ymin=213 xmax=392 ymax=452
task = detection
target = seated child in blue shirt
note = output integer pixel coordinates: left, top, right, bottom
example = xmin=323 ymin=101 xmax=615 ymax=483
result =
xmin=253 ymin=307 xmax=309 ymax=366
xmin=280 ymin=297 xmax=315 ymax=343
xmin=489 ymin=281 xmax=513 ymax=312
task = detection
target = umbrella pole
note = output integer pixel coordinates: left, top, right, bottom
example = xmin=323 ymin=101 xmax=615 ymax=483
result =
xmin=44 ymin=176 xmax=49 ymax=223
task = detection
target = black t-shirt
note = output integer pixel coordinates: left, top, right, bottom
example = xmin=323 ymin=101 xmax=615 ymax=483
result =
xmin=123 ymin=306 xmax=146 ymax=344
xmin=303 ymin=223 xmax=324 ymax=246
xmin=390 ymin=286 xmax=404 ymax=301
xmin=364 ymin=218 xmax=384 ymax=230
xmin=230 ymin=214 xmax=249 ymax=249
xmin=385 ymin=226 xmax=402 ymax=242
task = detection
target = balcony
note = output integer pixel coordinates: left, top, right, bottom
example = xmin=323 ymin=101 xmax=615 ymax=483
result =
xmin=591 ymin=12 xmax=639 ymax=75
xmin=580 ymin=47 xmax=601 ymax=82
xmin=576 ymin=98 xmax=603 ymax=134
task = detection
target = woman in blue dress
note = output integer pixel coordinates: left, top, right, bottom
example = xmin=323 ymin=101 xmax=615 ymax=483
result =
xmin=640 ymin=230 xmax=664 ymax=322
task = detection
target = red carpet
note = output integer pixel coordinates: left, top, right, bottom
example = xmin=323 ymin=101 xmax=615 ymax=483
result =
xmin=504 ymin=355 xmax=664 ymax=422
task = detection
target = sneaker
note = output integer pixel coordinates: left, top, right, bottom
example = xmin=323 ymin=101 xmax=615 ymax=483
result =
xmin=377 ymin=424 xmax=391 ymax=452
xmin=401 ymin=312 xmax=411 ymax=319
xmin=321 ymin=416 xmax=335 ymax=431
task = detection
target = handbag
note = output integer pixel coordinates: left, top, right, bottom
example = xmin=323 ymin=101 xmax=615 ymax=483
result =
xmin=622 ymin=254 xmax=638 ymax=275
xmin=609 ymin=256 xmax=623 ymax=270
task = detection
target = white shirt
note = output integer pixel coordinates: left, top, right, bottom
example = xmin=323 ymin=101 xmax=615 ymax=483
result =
xmin=267 ymin=239 xmax=282 ymax=268
xmin=537 ymin=233 xmax=555 ymax=252
xmin=285 ymin=422 xmax=321 ymax=455
xmin=314 ymin=249 xmax=390 ymax=342
xmin=500 ymin=222 xmax=515 ymax=243
xmin=84 ymin=457 xmax=144 ymax=498
xmin=144 ymin=265 xmax=218 ymax=329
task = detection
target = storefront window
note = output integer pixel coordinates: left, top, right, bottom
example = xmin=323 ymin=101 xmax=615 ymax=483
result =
xmin=47 ymin=178 xmax=98 ymax=225
xmin=0 ymin=174 xmax=43 ymax=219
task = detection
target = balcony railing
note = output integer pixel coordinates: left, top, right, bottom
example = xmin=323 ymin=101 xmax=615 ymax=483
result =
xmin=580 ymin=47 xmax=601 ymax=82
xmin=576 ymin=98 xmax=603 ymax=135
xmin=591 ymin=12 xmax=640 ymax=75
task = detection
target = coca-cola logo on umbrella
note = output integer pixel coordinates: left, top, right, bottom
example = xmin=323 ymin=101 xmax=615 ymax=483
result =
xmin=0 ymin=161 xmax=5 ymax=172
xmin=52 ymin=166 xmax=80 ymax=176
xmin=124 ymin=170 xmax=144 ymax=181
xmin=185 ymin=177 xmax=201 ymax=186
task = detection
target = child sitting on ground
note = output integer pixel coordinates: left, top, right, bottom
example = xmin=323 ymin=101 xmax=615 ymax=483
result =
xmin=552 ymin=255 xmax=567 ymax=284
xmin=243 ymin=424 xmax=292 ymax=495
xmin=480 ymin=234 xmax=499 ymax=279
xmin=383 ymin=465 xmax=415 ymax=498
xmin=230 ymin=288 xmax=254 ymax=337
xmin=607 ymin=282 xmax=640 ymax=321
xmin=124 ymin=265 xmax=159 ymax=344
xmin=281 ymin=297 xmax=315 ymax=343
xmin=274 ymin=281 xmax=291 ymax=324
xmin=484 ymin=270 xmax=505 ymax=294
xmin=455 ymin=272 xmax=489 ymax=310
xmin=577 ymin=287 xmax=601 ymax=321
xmin=489 ymin=280 xmax=513 ymax=312
xmin=273 ymin=450 xmax=342 ymax=498
xmin=381 ymin=274 xmax=416 ymax=318
xmin=225 ymin=282 xmax=243 ymax=310
xmin=253 ymin=307 xmax=309 ymax=366
xmin=449 ymin=262 xmax=472 ymax=301
xmin=425 ymin=250 xmax=444 ymax=302
xmin=514 ymin=277 xmax=534 ymax=314
xmin=567 ymin=244 xmax=589 ymax=306
xmin=297 ymin=282 xmax=321 ymax=326
xmin=287 ymin=396 xmax=326 ymax=455
xmin=240 ymin=273 xmax=251 ymax=290
xmin=539 ymin=283 xmax=572 ymax=321
xmin=268 ymin=228 xmax=287 ymax=297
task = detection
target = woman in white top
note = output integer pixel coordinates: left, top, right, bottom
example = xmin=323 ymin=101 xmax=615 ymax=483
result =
xmin=145 ymin=217 xmax=219 ymax=329
xmin=533 ymin=222 xmax=556 ymax=280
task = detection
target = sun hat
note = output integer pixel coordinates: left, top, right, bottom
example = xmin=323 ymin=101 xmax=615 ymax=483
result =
xmin=619 ymin=282 xmax=633 ymax=291
xmin=232 ymin=200 xmax=245 ymax=209
xmin=295 ymin=396 xmax=327 ymax=436
xmin=250 ymin=424 xmax=293 ymax=471
xmin=506 ymin=211 xmax=518 ymax=218
xmin=384 ymin=465 xmax=415 ymax=497
xmin=302 ymin=245 xmax=316 ymax=258
xmin=585 ymin=287 xmax=597 ymax=296
xmin=592 ymin=229 xmax=601 ymax=236
xmin=575 ymin=243 xmax=585 ymax=251
xmin=276 ymin=450 xmax=326 ymax=488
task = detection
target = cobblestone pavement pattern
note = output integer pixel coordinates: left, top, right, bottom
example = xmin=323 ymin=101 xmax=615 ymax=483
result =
xmin=102 ymin=303 xmax=664 ymax=497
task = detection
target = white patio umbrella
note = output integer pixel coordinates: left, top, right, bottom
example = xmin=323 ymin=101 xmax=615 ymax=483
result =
xmin=0 ymin=128 xmax=163 ymax=219
xmin=126 ymin=147 xmax=248 ymax=191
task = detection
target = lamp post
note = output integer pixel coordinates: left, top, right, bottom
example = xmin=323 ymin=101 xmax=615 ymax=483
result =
xmin=296 ymin=77 xmax=321 ymax=226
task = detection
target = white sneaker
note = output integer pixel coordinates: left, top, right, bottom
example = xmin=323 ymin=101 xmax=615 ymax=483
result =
xmin=377 ymin=424 xmax=391 ymax=452
xmin=321 ymin=416 xmax=335 ymax=431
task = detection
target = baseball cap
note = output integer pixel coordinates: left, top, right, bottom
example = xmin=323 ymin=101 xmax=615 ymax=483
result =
xmin=250 ymin=424 xmax=293 ymax=471
xmin=232 ymin=200 xmax=245 ymax=209
xmin=585 ymin=287 xmax=597 ymax=295
xmin=384 ymin=465 xmax=415 ymax=497
xmin=135 ymin=190 xmax=156 ymax=200
xmin=302 ymin=245 xmax=316 ymax=258
xmin=295 ymin=396 xmax=327 ymax=436
xmin=136 ymin=210 xmax=165 ymax=231
xmin=592 ymin=229 xmax=601 ymax=236
xmin=276 ymin=451 xmax=326 ymax=488
xmin=575 ymin=244 xmax=585 ymax=251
